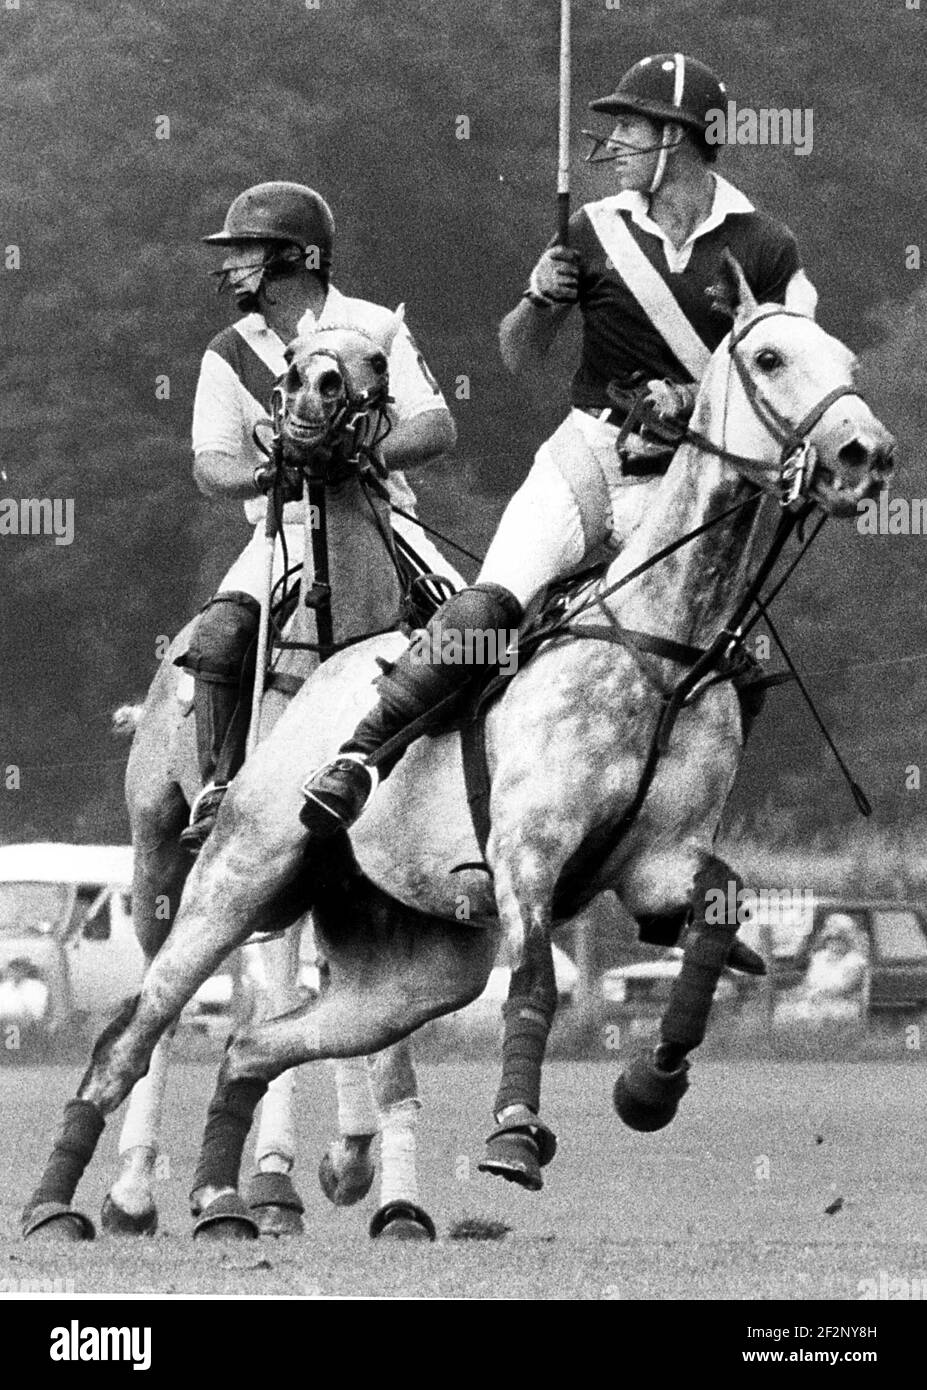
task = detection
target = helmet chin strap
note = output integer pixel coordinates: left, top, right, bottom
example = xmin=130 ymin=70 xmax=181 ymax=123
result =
xmin=647 ymin=124 xmax=683 ymax=195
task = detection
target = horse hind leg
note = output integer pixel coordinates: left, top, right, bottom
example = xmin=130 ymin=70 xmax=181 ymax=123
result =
xmin=243 ymin=929 xmax=306 ymax=1236
xmin=367 ymin=1043 xmax=435 ymax=1242
xmin=318 ymin=1055 xmax=379 ymax=1207
xmin=190 ymin=864 xmax=496 ymax=1238
xmin=614 ymin=854 xmax=739 ymax=1132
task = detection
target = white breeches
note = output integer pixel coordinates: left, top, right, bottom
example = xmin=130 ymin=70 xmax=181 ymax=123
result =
xmin=478 ymin=410 xmax=662 ymax=608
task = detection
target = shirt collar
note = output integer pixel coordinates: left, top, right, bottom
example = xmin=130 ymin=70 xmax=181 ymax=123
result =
xmin=611 ymin=174 xmax=754 ymax=251
xmin=241 ymin=285 xmax=344 ymax=345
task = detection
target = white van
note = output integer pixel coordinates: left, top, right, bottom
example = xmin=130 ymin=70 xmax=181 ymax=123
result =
xmin=0 ymin=843 xmax=145 ymax=1051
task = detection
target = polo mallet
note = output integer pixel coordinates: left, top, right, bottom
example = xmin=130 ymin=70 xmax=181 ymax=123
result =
xmin=556 ymin=0 xmax=572 ymax=246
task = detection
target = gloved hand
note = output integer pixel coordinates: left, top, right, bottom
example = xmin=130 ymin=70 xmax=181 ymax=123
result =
xmin=253 ymin=457 xmax=303 ymax=503
xmin=526 ymin=246 xmax=580 ymax=306
xmin=644 ymin=379 xmax=697 ymax=422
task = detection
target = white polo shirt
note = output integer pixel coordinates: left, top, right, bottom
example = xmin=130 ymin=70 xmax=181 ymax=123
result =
xmin=191 ymin=285 xmax=448 ymax=526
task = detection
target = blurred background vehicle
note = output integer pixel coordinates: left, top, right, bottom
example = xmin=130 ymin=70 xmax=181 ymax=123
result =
xmin=0 ymin=843 xmax=142 ymax=1056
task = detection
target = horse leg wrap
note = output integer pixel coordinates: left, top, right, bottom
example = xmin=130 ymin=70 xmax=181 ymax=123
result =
xmin=191 ymin=1077 xmax=268 ymax=1197
xmin=26 ymin=1100 xmax=105 ymax=1214
xmin=494 ymin=1000 xmax=555 ymax=1117
xmin=660 ymin=922 xmax=737 ymax=1054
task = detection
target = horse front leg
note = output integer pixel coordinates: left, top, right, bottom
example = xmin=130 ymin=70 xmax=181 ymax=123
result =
xmin=477 ymin=860 xmax=559 ymax=1191
xmin=21 ymin=812 xmax=305 ymax=1241
xmin=614 ymin=854 xmax=739 ymax=1131
xmin=103 ymin=799 xmax=189 ymax=1237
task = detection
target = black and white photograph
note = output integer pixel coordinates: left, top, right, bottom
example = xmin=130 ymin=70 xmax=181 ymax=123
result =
xmin=1 ymin=0 xmax=926 ymax=1331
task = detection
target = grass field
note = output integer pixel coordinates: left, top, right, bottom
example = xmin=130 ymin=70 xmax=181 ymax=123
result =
xmin=1 ymin=1060 xmax=925 ymax=1300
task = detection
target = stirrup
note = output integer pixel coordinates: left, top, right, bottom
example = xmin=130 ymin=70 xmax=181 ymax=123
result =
xmin=299 ymin=757 xmax=376 ymax=836
xmin=179 ymin=782 xmax=228 ymax=853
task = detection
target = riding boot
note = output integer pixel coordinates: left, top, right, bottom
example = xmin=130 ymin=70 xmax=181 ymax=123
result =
xmin=178 ymin=678 xmax=250 ymax=852
xmin=177 ymin=592 xmax=260 ymax=852
xmin=300 ymin=583 xmax=522 ymax=836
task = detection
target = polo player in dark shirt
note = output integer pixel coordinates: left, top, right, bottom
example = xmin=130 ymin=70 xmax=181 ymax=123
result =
xmin=298 ymin=53 xmax=816 ymax=837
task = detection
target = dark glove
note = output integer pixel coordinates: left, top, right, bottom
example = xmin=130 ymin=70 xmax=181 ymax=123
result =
xmin=253 ymin=458 xmax=303 ymax=503
xmin=525 ymin=246 xmax=580 ymax=306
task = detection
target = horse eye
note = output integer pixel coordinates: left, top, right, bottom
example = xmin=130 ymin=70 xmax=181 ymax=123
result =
xmin=318 ymin=368 xmax=343 ymax=397
xmin=285 ymin=363 xmax=301 ymax=391
xmin=369 ymin=352 xmax=388 ymax=377
xmin=755 ymin=349 xmax=782 ymax=372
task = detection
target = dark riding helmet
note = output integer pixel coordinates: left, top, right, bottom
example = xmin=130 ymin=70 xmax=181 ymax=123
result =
xmin=589 ymin=53 xmax=727 ymax=133
xmin=203 ymin=181 xmax=335 ymax=272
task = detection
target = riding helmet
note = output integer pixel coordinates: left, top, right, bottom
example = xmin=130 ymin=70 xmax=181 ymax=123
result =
xmin=590 ymin=54 xmax=728 ymax=133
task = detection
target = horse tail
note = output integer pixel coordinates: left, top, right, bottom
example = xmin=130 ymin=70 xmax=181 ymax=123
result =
xmin=111 ymin=702 xmax=145 ymax=737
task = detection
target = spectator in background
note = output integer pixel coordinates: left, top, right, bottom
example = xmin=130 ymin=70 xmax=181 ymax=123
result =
xmin=0 ymin=958 xmax=50 ymax=1027
xmin=775 ymin=913 xmax=870 ymax=1033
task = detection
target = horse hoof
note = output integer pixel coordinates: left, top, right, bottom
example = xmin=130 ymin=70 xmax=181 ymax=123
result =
xmin=614 ymin=1052 xmax=690 ymax=1132
xmin=192 ymin=1192 xmax=260 ymax=1241
xmin=477 ymin=1113 xmax=557 ymax=1191
xmin=478 ymin=1132 xmax=543 ymax=1190
xmin=22 ymin=1202 xmax=95 ymax=1242
xmin=369 ymin=1201 xmax=436 ymax=1242
xmin=246 ymin=1172 xmax=305 ymax=1237
xmin=100 ymin=1195 xmax=158 ymax=1237
xmin=318 ymin=1136 xmax=376 ymax=1207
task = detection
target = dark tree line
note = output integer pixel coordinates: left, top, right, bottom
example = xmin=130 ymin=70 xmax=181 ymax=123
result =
xmin=1 ymin=0 xmax=925 ymax=844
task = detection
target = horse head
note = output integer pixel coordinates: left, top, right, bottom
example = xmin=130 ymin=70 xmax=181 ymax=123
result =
xmin=700 ymin=253 xmax=895 ymax=516
xmin=275 ymin=319 xmax=400 ymax=479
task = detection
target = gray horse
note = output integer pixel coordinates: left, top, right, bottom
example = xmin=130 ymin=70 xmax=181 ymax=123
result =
xmin=23 ymin=261 xmax=894 ymax=1237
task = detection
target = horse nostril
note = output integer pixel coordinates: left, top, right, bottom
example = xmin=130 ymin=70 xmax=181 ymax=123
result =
xmin=837 ymin=439 xmax=869 ymax=471
xmin=318 ymin=369 xmax=343 ymax=398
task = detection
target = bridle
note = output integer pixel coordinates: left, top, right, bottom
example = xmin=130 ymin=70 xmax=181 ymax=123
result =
xmin=683 ymin=307 xmax=870 ymax=509
xmin=273 ymin=330 xmax=393 ymax=481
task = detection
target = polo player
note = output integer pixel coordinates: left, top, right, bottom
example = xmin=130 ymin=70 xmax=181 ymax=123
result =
xmin=299 ymin=54 xmax=818 ymax=833
xmin=179 ymin=180 xmax=458 ymax=849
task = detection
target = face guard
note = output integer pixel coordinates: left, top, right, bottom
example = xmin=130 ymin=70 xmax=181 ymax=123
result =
xmin=582 ymin=123 xmax=685 ymax=193
xmin=209 ymin=243 xmax=304 ymax=305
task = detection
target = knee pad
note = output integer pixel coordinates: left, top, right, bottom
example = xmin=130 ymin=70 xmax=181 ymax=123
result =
xmin=446 ymin=583 xmax=523 ymax=638
xmin=416 ymin=583 xmax=522 ymax=666
xmin=181 ymin=591 xmax=261 ymax=685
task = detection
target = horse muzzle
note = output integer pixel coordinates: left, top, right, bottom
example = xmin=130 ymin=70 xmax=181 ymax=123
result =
xmin=811 ymin=428 xmax=896 ymax=516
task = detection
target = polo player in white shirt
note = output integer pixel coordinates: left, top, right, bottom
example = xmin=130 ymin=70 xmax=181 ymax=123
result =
xmin=180 ymin=181 xmax=458 ymax=848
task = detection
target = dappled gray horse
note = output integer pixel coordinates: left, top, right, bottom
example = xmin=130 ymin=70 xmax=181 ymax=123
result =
xmin=24 ymin=260 xmax=894 ymax=1236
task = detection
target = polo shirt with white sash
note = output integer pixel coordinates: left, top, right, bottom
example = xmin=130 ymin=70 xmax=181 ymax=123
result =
xmin=565 ymin=173 xmax=817 ymax=414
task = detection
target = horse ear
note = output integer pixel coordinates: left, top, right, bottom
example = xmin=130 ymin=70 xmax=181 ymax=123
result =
xmin=380 ymin=303 xmax=406 ymax=353
xmin=707 ymin=250 xmax=758 ymax=323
